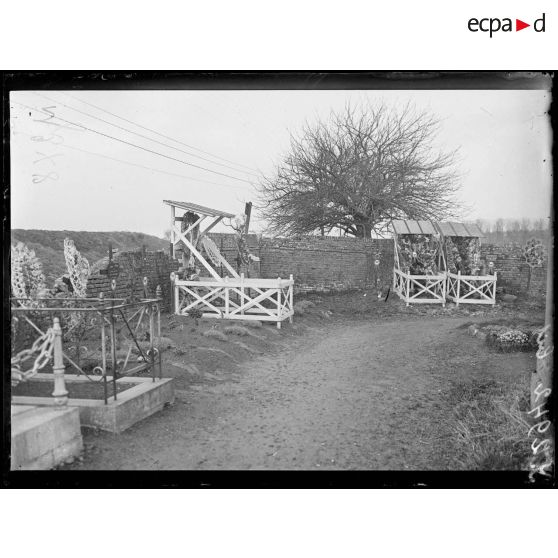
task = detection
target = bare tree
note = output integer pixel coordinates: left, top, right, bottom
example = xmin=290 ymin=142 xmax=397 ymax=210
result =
xmin=533 ymin=217 xmax=547 ymax=233
xmin=258 ymin=103 xmax=462 ymax=238
xmin=494 ymin=218 xmax=505 ymax=244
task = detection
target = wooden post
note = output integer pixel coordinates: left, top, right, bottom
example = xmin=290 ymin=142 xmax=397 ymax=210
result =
xmin=289 ymin=274 xmax=294 ymax=323
xmin=456 ymin=271 xmax=461 ymax=307
xmin=244 ymin=202 xmax=252 ymax=235
xmin=240 ymin=273 xmax=245 ymax=315
xmin=224 ymin=276 xmax=230 ymax=318
xmin=110 ymin=312 xmax=118 ymax=400
xmin=277 ymin=277 xmax=282 ymax=329
xmin=405 ymin=272 xmax=410 ymax=307
xmin=170 ymin=272 xmax=177 ymax=315
xmin=100 ymin=293 xmax=108 ymax=404
xmin=51 ymin=317 xmax=68 ymax=407
xmin=170 ymin=205 xmax=175 ymax=258
xmin=149 ymin=303 xmax=155 ymax=382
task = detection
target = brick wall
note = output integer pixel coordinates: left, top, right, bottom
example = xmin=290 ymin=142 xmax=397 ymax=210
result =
xmin=86 ymin=250 xmax=179 ymax=309
xmin=85 ymin=238 xmax=547 ymax=305
xmin=206 ymin=232 xmax=260 ymax=274
xmin=258 ymin=236 xmax=394 ymax=293
xmin=481 ymin=243 xmax=547 ymax=296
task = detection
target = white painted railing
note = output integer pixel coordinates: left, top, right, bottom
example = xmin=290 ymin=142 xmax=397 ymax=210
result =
xmin=446 ymin=271 xmax=497 ymax=306
xmin=173 ymin=273 xmax=294 ymax=329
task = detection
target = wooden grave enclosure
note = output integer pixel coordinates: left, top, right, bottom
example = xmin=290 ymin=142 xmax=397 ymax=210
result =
xmin=165 ymin=200 xmax=294 ymax=328
xmin=392 ymin=220 xmax=447 ymax=306
xmin=438 ymin=221 xmax=497 ymax=306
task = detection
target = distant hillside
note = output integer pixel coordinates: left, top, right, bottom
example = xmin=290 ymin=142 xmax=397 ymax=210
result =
xmin=11 ymin=230 xmax=168 ymax=286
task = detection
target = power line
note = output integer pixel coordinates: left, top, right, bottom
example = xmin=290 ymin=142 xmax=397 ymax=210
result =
xmin=34 ymin=92 xmax=261 ymax=179
xmin=58 ymin=142 xmax=251 ymax=190
xmin=57 ymin=91 xmax=262 ymax=175
xmin=16 ymin=101 xmax=257 ymax=185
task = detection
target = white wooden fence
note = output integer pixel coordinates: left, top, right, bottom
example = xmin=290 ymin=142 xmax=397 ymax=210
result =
xmin=446 ymin=271 xmax=497 ymax=306
xmin=174 ymin=274 xmax=294 ymax=328
xmin=393 ymin=268 xmax=447 ymax=306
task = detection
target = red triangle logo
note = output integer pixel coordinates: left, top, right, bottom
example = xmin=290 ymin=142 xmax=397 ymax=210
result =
xmin=516 ymin=19 xmax=530 ymax=31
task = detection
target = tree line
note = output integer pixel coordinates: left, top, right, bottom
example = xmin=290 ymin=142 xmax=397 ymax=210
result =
xmin=469 ymin=218 xmax=550 ymax=245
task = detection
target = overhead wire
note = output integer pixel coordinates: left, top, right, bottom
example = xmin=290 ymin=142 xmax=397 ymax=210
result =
xmin=12 ymin=122 xmax=251 ymax=191
xmin=15 ymin=101 xmax=257 ymax=185
xmin=34 ymin=91 xmax=261 ymax=179
xmin=58 ymin=142 xmax=251 ymax=190
xmin=50 ymin=91 xmax=262 ymax=176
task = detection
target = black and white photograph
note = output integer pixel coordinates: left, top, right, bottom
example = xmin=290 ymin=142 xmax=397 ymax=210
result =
xmin=3 ymin=72 xmax=554 ymax=485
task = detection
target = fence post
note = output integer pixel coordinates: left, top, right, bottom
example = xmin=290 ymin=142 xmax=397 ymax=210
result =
xmin=240 ymin=273 xmax=245 ymax=315
xmin=51 ymin=317 xmax=68 ymax=408
xmin=224 ymin=276 xmax=230 ymax=318
xmin=99 ymin=292 xmax=108 ymax=404
xmin=277 ymin=277 xmax=282 ymax=328
xmin=289 ymin=274 xmax=294 ymax=323
xmin=405 ymin=272 xmax=410 ymax=306
xmin=456 ymin=271 xmax=461 ymax=307
xmin=149 ymin=303 xmax=155 ymax=382
xmin=170 ymin=272 xmax=176 ymax=315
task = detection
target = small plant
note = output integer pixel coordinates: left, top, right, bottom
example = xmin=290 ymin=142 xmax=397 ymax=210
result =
xmin=294 ymin=300 xmax=315 ymax=316
xmin=203 ymin=328 xmax=228 ymax=342
xmin=486 ymin=329 xmax=531 ymax=352
xmin=242 ymin=320 xmax=263 ymax=329
xmin=187 ymin=307 xmax=204 ymax=326
xmin=223 ymin=325 xmax=250 ymax=336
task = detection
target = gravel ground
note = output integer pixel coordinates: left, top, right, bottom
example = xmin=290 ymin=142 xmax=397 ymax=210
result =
xmin=63 ymin=311 xmax=536 ymax=470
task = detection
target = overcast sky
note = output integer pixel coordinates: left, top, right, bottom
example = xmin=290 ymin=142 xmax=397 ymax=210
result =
xmin=10 ymin=88 xmax=552 ymax=237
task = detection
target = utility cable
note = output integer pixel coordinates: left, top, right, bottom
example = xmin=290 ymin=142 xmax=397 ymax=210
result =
xmin=54 ymin=91 xmax=262 ymax=176
xmin=34 ymin=92 xmax=261 ymax=178
xmin=58 ymin=142 xmax=251 ymax=190
xmin=15 ymin=101 xmax=257 ymax=185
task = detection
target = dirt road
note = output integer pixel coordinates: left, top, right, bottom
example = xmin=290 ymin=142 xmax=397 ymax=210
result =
xmin=68 ymin=315 xmax=534 ymax=470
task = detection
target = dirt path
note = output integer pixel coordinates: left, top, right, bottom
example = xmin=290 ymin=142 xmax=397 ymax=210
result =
xmin=68 ymin=316 xmax=535 ymax=470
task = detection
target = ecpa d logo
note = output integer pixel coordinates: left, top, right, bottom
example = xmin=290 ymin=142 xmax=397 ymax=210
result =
xmin=468 ymin=13 xmax=545 ymax=37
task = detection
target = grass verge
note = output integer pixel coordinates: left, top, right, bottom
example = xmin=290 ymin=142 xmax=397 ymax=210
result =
xmin=447 ymin=376 xmax=533 ymax=470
